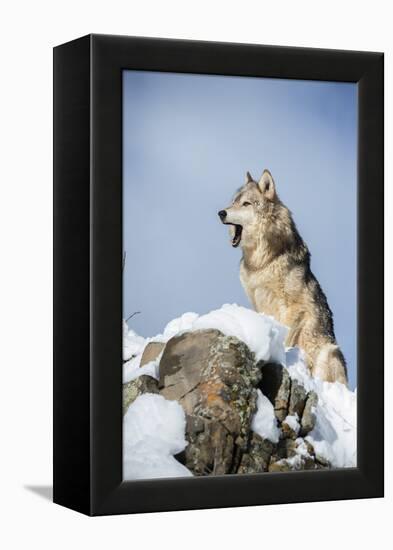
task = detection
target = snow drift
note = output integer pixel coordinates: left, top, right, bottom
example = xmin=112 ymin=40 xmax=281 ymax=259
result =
xmin=123 ymin=394 xmax=192 ymax=480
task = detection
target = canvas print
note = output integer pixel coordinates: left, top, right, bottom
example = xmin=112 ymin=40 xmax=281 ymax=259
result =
xmin=122 ymin=71 xmax=357 ymax=480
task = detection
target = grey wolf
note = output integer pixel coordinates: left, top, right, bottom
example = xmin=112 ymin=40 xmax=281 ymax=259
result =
xmin=218 ymin=169 xmax=348 ymax=385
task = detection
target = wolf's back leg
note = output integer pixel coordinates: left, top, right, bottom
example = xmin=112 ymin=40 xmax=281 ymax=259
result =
xmin=313 ymin=343 xmax=348 ymax=385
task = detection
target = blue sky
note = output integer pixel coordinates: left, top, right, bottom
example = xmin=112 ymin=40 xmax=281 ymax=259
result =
xmin=123 ymin=71 xmax=357 ymax=388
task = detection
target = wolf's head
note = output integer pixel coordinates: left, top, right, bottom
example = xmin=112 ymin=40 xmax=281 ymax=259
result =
xmin=218 ymin=169 xmax=279 ymax=248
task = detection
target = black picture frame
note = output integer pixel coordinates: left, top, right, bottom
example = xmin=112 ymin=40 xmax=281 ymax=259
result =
xmin=53 ymin=34 xmax=384 ymax=516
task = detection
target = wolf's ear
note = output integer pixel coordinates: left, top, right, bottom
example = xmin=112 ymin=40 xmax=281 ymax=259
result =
xmin=245 ymin=171 xmax=253 ymax=184
xmin=258 ymin=170 xmax=276 ymax=200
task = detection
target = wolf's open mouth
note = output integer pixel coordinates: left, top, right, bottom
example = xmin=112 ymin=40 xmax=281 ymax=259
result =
xmin=230 ymin=224 xmax=243 ymax=248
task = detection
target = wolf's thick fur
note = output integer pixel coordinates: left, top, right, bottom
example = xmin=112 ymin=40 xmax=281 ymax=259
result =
xmin=219 ymin=169 xmax=348 ymax=385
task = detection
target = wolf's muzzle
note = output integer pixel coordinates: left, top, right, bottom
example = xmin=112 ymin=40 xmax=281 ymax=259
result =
xmin=218 ymin=210 xmax=227 ymax=222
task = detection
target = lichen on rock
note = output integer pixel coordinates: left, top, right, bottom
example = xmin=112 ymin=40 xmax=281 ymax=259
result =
xmin=123 ymin=375 xmax=159 ymax=414
xmin=159 ymin=329 xmax=262 ymax=475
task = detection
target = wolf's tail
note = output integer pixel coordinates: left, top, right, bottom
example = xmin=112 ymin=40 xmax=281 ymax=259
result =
xmin=313 ymin=343 xmax=348 ymax=385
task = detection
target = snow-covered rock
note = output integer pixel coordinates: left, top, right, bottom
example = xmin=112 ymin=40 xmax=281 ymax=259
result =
xmin=286 ymin=347 xmax=357 ymax=468
xmin=122 ymin=303 xmax=357 ymax=479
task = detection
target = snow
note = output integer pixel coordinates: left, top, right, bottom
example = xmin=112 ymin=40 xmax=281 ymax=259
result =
xmin=123 ymin=358 xmax=160 ymax=383
xmin=192 ymin=304 xmax=288 ymax=364
xmin=123 ymin=304 xmax=357 ymax=477
xmin=251 ymin=389 xmax=280 ymax=443
xmin=286 ymin=347 xmax=357 ymax=468
xmin=123 ymin=320 xmax=146 ymax=362
xmin=159 ymin=312 xmax=199 ymax=342
xmin=123 ymin=394 xmax=192 ymax=480
xmin=122 ymin=304 xmax=288 ymax=383
xmin=151 ymin=304 xmax=288 ymax=364
xmin=122 ymin=327 xmax=164 ymax=383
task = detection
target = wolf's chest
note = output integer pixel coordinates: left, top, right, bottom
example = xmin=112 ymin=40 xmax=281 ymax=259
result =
xmin=240 ymin=264 xmax=287 ymax=320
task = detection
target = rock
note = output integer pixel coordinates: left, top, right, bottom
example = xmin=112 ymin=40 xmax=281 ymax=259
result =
xmin=159 ymin=330 xmax=217 ymax=407
xmin=269 ymin=437 xmax=325 ymax=472
xmin=259 ymin=363 xmax=291 ymax=422
xmin=159 ymin=329 xmax=262 ymax=475
xmin=269 ymin=456 xmax=320 ymax=472
xmin=300 ymin=391 xmax=318 ymax=436
xmin=274 ymin=437 xmax=298 ymax=460
xmin=288 ymin=379 xmax=307 ymax=419
xmin=304 ymin=438 xmax=316 ymax=457
xmin=302 ymin=457 xmax=322 ymax=470
xmin=268 ymin=459 xmax=293 ymax=472
xmin=237 ymin=434 xmax=275 ymax=474
xmin=140 ymin=341 xmax=165 ymax=367
xmin=314 ymin=452 xmax=331 ymax=468
xmin=123 ymin=375 xmax=159 ymax=414
xmin=155 ymin=329 xmax=331 ymax=475
xmin=281 ymin=414 xmax=300 ymax=439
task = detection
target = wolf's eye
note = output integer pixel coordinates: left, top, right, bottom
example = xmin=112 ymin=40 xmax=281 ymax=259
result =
xmin=242 ymin=201 xmax=251 ymax=207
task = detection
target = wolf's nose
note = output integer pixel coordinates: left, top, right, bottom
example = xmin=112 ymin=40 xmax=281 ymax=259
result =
xmin=218 ymin=210 xmax=227 ymax=221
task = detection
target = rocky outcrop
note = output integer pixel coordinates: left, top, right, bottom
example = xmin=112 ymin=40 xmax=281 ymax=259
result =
xmin=122 ymin=329 xmax=330 ymax=474
xmin=237 ymin=434 xmax=275 ymax=474
xmin=159 ymin=330 xmax=262 ymax=475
